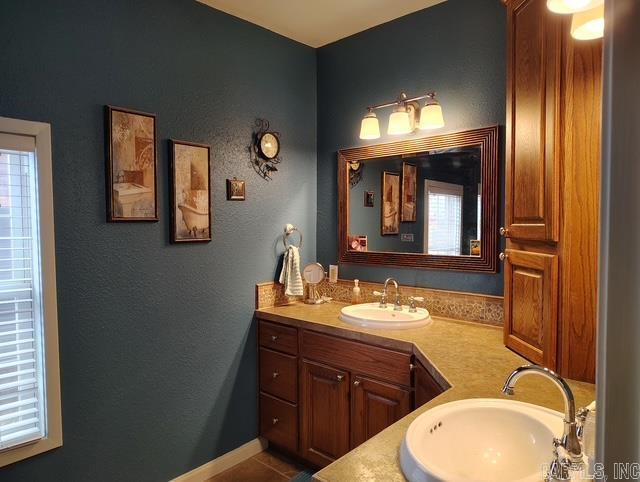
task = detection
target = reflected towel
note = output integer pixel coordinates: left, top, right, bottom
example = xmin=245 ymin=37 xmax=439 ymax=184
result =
xmin=279 ymin=246 xmax=303 ymax=296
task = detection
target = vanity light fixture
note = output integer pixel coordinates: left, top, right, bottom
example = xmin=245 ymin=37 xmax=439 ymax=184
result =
xmin=570 ymin=4 xmax=605 ymax=40
xmin=546 ymin=0 xmax=604 ymax=41
xmin=359 ymin=92 xmax=444 ymax=140
xmin=546 ymin=0 xmax=602 ymax=14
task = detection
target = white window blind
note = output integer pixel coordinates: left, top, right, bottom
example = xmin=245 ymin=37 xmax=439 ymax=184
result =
xmin=0 ymin=134 xmax=46 ymax=451
xmin=425 ymin=180 xmax=463 ymax=256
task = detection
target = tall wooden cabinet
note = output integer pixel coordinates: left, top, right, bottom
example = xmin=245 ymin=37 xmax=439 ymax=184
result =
xmin=503 ymin=0 xmax=602 ymax=382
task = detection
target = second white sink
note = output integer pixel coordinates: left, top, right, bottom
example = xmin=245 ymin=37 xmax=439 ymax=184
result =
xmin=400 ymin=398 xmax=565 ymax=482
xmin=340 ymin=302 xmax=432 ymax=329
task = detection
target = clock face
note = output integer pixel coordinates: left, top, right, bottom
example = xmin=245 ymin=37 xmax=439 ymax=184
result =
xmin=259 ymin=132 xmax=280 ymax=159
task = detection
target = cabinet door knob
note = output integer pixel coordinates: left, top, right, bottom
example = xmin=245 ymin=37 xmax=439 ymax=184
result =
xmin=336 ymin=374 xmax=344 ymax=381
xmin=272 ymin=417 xmax=279 ymax=425
xmin=409 ymin=363 xmax=416 ymax=371
xmin=499 ymin=252 xmax=508 ymax=262
xmin=272 ymin=371 xmax=279 ymax=379
xmin=353 ymin=379 xmax=360 ymax=386
xmin=499 ymin=227 xmax=510 ymax=237
xmin=271 ymin=335 xmax=278 ymax=342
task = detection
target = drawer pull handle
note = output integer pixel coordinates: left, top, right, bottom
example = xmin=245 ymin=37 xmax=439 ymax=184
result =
xmin=272 ymin=417 xmax=279 ymax=425
xmin=499 ymin=252 xmax=508 ymax=262
xmin=272 ymin=371 xmax=279 ymax=379
xmin=409 ymin=363 xmax=416 ymax=370
xmin=336 ymin=375 xmax=344 ymax=382
xmin=499 ymin=227 xmax=510 ymax=237
xmin=353 ymin=379 xmax=360 ymax=386
xmin=271 ymin=335 xmax=278 ymax=342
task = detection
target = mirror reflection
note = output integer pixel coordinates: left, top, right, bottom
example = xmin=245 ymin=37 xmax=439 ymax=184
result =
xmin=348 ymin=146 xmax=482 ymax=256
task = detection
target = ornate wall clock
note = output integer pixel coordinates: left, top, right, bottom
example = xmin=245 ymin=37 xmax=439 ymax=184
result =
xmin=251 ymin=119 xmax=282 ymax=180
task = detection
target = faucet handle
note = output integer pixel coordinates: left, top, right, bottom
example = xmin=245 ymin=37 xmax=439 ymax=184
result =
xmin=408 ymin=296 xmax=424 ymax=313
xmin=373 ymin=290 xmax=387 ymax=308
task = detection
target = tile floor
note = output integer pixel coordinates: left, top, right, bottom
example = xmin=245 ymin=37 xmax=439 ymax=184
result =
xmin=206 ymin=450 xmax=308 ymax=481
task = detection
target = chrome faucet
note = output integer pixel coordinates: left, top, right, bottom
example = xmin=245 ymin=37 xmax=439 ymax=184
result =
xmin=384 ymin=278 xmax=403 ymax=311
xmin=502 ymin=365 xmax=584 ymax=469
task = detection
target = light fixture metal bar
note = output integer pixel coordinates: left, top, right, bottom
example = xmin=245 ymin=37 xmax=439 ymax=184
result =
xmin=366 ymin=92 xmax=436 ymax=111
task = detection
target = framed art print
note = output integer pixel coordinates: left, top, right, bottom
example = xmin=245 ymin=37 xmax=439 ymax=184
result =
xmin=106 ymin=106 xmax=158 ymax=222
xmin=226 ymin=178 xmax=246 ymax=201
xmin=169 ymin=140 xmax=211 ymax=243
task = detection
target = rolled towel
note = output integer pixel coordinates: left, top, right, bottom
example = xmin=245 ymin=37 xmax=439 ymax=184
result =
xmin=279 ymin=246 xmax=304 ymax=296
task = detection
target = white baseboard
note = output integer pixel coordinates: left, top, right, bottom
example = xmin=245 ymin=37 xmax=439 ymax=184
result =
xmin=172 ymin=437 xmax=268 ymax=482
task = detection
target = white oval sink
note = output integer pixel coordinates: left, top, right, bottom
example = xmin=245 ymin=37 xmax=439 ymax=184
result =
xmin=400 ymin=399 xmax=564 ymax=482
xmin=340 ymin=302 xmax=432 ymax=329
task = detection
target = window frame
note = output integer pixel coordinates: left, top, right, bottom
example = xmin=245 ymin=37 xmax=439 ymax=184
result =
xmin=0 ymin=116 xmax=61 ymax=467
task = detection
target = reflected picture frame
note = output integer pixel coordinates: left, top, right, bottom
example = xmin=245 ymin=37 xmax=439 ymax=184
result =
xmin=401 ymin=162 xmax=417 ymax=222
xmin=364 ymin=191 xmax=374 ymax=207
xmin=381 ymin=171 xmax=400 ymax=235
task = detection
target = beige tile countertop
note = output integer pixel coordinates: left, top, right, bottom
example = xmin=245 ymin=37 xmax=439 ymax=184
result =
xmin=255 ymin=302 xmax=596 ymax=482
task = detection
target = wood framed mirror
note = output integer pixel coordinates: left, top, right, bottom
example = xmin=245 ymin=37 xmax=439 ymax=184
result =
xmin=338 ymin=125 xmax=499 ymax=272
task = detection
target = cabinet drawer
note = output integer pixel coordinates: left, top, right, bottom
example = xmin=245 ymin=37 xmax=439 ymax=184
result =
xmin=259 ymin=319 xmax=298 ymax=355
xmin=302 ymin=330 xmax=411 ymax=386
xmin=260 ymin=392 xmax=298 ymax=453
xmin=259 ymin=348 xmax=298 ymax=403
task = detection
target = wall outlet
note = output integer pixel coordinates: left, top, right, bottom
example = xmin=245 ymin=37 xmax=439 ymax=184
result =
xmin=401 ymin=233 xmax=414 ymax=242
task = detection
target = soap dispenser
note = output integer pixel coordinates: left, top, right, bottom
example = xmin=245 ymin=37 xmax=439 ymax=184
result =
xmin=352 ymin=279 xmax=361 ymax=304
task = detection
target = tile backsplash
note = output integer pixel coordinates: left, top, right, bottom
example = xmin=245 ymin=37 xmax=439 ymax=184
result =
xmin=256 ymin=279 xmax=503 ymax=326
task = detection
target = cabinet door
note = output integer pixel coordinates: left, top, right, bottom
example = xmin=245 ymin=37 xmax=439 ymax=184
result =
xmin=505 ymin=0 xmax=562 ymax=241
xmin=301 ymin=360 xmax=350 ymax=467
xmin=504 ymin=248 xmax=558 ymax=368
xmin=350 ymin=376 xmax=411 ymax=448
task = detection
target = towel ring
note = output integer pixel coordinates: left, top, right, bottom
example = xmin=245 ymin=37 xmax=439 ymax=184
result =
xmin=284 ymin=224 xmax=303 ymax=249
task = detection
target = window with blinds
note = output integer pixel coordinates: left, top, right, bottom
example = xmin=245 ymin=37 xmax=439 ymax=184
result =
xmin=425 ymin=180 xmax=463 ymax=256
xmin=0 ymin=137 xmax=46 ymax=450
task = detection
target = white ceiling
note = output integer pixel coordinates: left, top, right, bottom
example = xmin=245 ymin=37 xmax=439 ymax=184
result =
xmin=197 ymin=0 xmax=447 ymax=48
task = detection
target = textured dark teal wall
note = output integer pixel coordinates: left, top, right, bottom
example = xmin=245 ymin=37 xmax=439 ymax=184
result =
xmin=0 ymin=0 xmax=316 ymax=480
xmin=317 ymin=0 xmax=506 ymax=295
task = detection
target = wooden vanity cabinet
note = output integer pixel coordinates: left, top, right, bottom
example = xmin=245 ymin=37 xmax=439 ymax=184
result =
xmin=257 ymin=319 xmax=445 ymax=468
xmin=503 ymin=0 xmax=602 ymax=382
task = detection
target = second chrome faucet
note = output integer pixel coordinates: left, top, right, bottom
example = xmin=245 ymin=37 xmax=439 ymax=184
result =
xmin=502 ymin=364 xmax=585 ymax=479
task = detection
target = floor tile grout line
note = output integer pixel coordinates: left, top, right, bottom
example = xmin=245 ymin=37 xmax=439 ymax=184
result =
xmin=251 ymin=455 xmax=295 ymax=480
